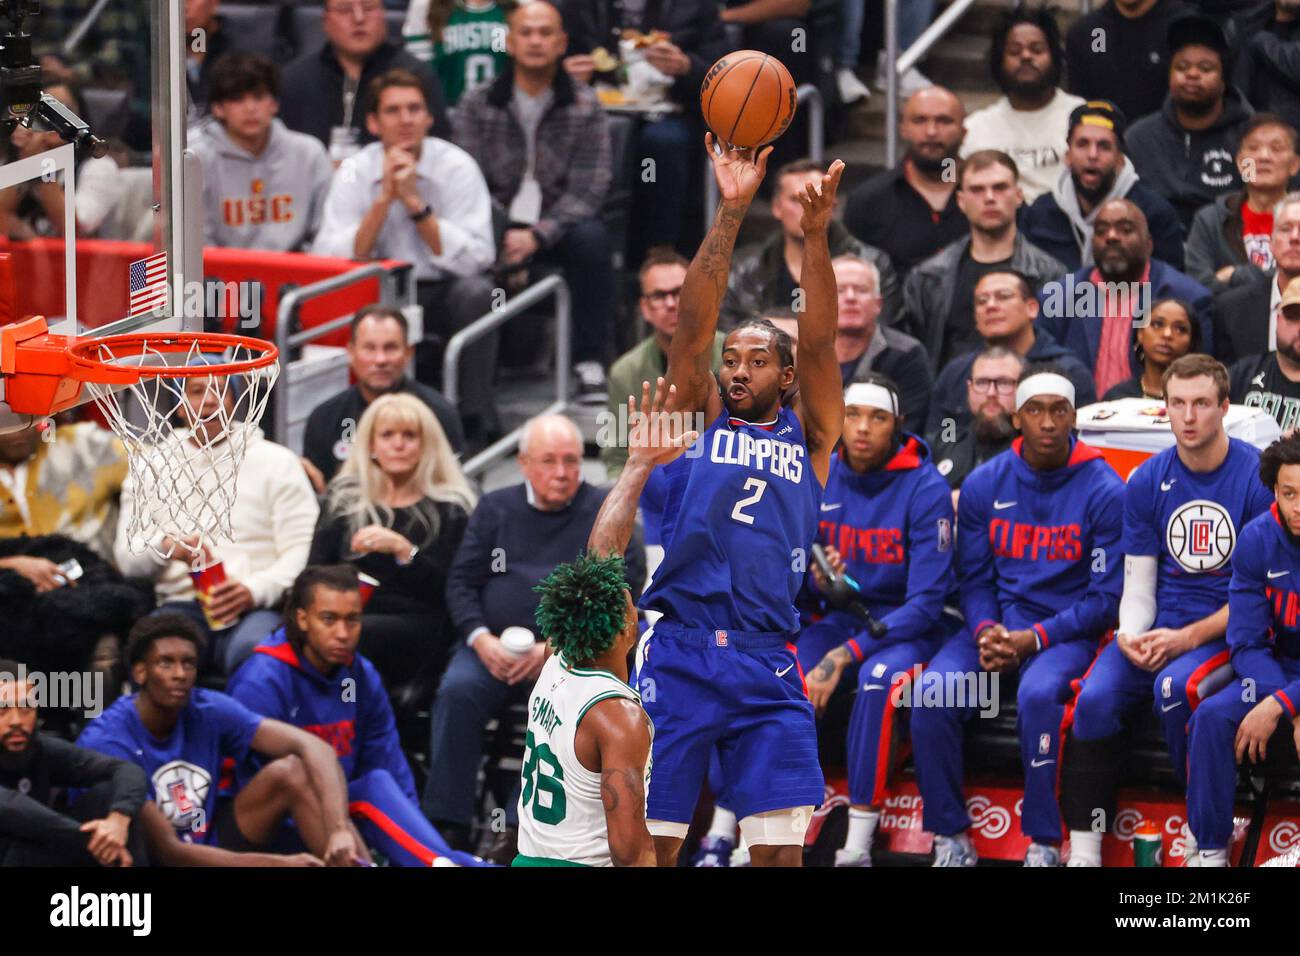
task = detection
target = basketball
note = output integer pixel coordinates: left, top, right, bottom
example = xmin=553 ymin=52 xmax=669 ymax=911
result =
xmin=699 ymin=51 xmax=798 ymax=149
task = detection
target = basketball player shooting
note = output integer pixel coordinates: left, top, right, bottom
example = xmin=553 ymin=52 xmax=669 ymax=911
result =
xmin=634 ymin=136 xmax=846 ymax=867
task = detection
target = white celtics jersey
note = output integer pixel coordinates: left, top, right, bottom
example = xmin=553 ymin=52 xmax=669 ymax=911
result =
xmin=516 ymin=653 xmax=651 ymax=867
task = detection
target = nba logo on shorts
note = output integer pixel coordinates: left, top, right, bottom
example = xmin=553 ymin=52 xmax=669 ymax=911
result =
xmin=1166 ymin=499 xmax=1235 ymax=573
xmin=1161 ymin=676 xmax=1173 ymax=699
xmin=1038 ymin=734 xmax=1050 ymax=755
xmin=715 ymin=630 xmax=728 ymax=647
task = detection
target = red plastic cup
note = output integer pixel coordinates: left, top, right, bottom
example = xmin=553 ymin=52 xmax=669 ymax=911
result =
xmin=358 ymin=572 xmax=380 ymax=607
xmin=190 ymin=561 xmax=230 ymax=631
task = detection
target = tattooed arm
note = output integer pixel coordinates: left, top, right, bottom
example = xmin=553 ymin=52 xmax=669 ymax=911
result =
xmin=576 ymin=697 xmax=656 ymax=866
xmin=806 ymin=644 xmax=857 ymax=715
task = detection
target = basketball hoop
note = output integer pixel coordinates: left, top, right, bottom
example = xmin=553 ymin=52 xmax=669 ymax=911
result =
xmin=1 ymin=317 xmax=280 ymax=568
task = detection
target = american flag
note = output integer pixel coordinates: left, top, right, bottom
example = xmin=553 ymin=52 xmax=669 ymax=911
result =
xmin=127 ymin=252 xmax=168 ymax=317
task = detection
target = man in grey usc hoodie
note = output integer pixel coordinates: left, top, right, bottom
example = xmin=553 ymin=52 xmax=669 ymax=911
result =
xmin=191 ymin=53 xmax=334 ymax=253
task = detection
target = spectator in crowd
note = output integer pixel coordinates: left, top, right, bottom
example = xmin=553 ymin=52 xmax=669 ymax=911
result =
xmin=302 ymin=305 xmax=465 ymax=494
xmin=1232 ymin=0 xmax=1300 ymax=133
xmin=1022 ymin=100 xmax=1186 ymax=271
xmin=0 ymin=78 xmax=122 ymax=240
xmin=454 ymin=1 xmax=616 ymax=398
xmin=227 ymin=566 xmax=488 ymax=866
xmin=835 ymin=255 xmax=933 ymax=429
xmin=313 ymin=69 xmax=498 ymax=436
xmin=185 ymin=0 xmax=238 ymax=114
xmin=1230 ymin=277 xmax=1300 ymax=433
xmin=403 ymin=0 xmax=512 ymax=105
xmin=1212 ymin=192 xmax=1300 ymax=362
xmin=1125 ymin=15 xmax=1251 ymax=230
xmin=1037 ymin=198 xmax=1212 ymax=397
xmin=1187 ymin=114 xmax=1300 ymax=290
xmin=1065 ymin=0 xmax=1193 ymax=123
xmin=960 ymin=5 xmax=1084 ymax=202
xmin=561 ymin=0 xmax=729 ymax=258
xmin=115 ymin=368 xmax=319 ymax=676
xmin=927 ymin=346 xmax=1025 ymax=493
xmin=192 ymin=54 xmax=334 ymax=253
xmin=844 ymin=87 xmax=970 ymax=278
xmin=424 ymin=413 xmax=645 ymax=859
xmin=1103 ymin=296 xmax=1201 ymax=399
xmin=718 ymin=0 xmax=815 ymax=94
xmin=0 ymin=415 xmax=125 ymax=563
xmin=32 ymin=0 xmax=144 ymax=91
xmin=278 ymin=0 xmax=450 ymax=158
xmin=78 ymin=615 xmax=356 ymax=866
xmin=308 ymin=393 xmax=476 ymax=696
xmin=0 ymin=658 xmax=148 ymax=867
xmin=903 ymin=151 xmax=1066 ymax=371
xmin=927 ymin=269 xmax=1096 ymax=435
xmin=836 ymin=0 xmax=872 ymax=102
xmin=723 ymin=159 xmax=903 ymax=330
xmin=602 ymin=249 xmax=725 ymax=479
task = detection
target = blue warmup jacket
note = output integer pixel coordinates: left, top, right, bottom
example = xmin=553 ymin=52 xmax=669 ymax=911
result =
xmin=226 ymin=630 xmax=417 ymax=802
xmin=957 ymin=436 xmax=1125 ymax=646
xmin=1227 ymin=505 xmax=1300 ymax=718
xmin=816 ymin=436 xmax=956 ymax=645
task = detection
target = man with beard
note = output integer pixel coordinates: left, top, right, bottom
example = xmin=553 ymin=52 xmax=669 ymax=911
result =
xmin=1230 ymin=278 xmax=1300 ymax=434
xmin=1213 ymin=194 xmax=1300 ymax=363
xmin=1023 ymin=101 xmax=1186 ymax=271
xmin=1232 ymin=0 xmax=1300 ymax=134
xmin=926 ymin=269 xmax=1095 ymax=437
xmin=1037 ymin=198 xmax=1212 ymax=398
xmin=903 ymin=151 xmax=1067 ymax=371
xmin=960 ymin=5 xmax=1085 ymax=202
xmin=0 ymin=658 xmax=148 ymax=867
xmin=844 ymin=87 xmax=969 ymax=278
xmin=1125 ymin=16 xmax=1251 ymax=231
xmin=929 ymin=347 xmax=1024 ymax=496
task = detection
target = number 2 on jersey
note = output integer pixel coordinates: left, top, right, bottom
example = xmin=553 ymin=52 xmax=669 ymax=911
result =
xmin=521 ymin=730 xmax=567 ymax=825
xmin=731 ymin=477 xmax=768 ymax=525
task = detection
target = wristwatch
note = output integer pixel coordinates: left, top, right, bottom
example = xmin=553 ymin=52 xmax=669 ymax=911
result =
xmin=410 ymin=203 xmax=433 ymax=222
xmin=397 ymin=544 xmax=419 ymax=566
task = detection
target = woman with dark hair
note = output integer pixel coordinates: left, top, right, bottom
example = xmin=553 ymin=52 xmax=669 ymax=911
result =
xmin=1101 ymin=298 xmax=1199 ymax=401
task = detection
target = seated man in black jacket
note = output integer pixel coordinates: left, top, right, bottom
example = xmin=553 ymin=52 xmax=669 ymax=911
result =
xmin=928 ymin=346 xmax=1024 ymax=501
xmin=1 ymin=658 xmax=147 ymax=867
xmin=1212 ymin=193 xmax=1300 ymax=364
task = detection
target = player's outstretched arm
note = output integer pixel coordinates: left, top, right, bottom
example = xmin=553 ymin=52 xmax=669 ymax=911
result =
xmin=667 ymin=135 xmax=771 ymax=417
xmin=586 ymin=698 xmax=656 ymax=867
xmin=791 ymin=160 xmax=846 ymax=486
xmin=589 ymin=378 xmax=699 ymax=558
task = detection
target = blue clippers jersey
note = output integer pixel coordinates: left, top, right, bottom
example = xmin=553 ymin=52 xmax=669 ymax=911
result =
xmin=1125 ymin=438 xmax=1272 ymax=629
xmin=640 ymin=406 xmax=821 ymax=634
xmin=816 ymin=436 xmax=956 ymax=644
xmin=76 ymin=688 xmax=261 ymax=844
xmin=1227 ymin=506 xmax=1300 ymax=709
xmin=227 ymin=631 xmax=417 ymax=802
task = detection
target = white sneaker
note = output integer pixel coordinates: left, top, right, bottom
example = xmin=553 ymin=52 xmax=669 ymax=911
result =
xmin=834 ymin=846 xmax=873 ymax=867
xmin=836 ymin=68 xmax=871 ymax=103
xmin=1179 ymin=826 xmax=1199 ymax=866
xmin=1196 ymin=848 xmax=1228 ymax=868
xmin=1024 ymin=843 xmax=1061 ymax=867
xmin=875 ymin=62 xmax=932 ymax=96
xmin=931 ymin=833 xmax=978 ymax=867
xmin=729 ymin=845 xmax=751 ymax=867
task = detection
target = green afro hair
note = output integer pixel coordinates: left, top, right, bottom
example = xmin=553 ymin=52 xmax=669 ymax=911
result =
xmin=534 ymin=551 xmax=629 ymax=663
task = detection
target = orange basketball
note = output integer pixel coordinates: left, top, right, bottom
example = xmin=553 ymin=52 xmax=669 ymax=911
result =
xmin=699 ymin=51 xmax=798 ymax=149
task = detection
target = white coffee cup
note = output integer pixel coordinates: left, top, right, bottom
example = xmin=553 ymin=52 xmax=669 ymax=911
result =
xmin=500 ymin=626 xmax=536 ymax=656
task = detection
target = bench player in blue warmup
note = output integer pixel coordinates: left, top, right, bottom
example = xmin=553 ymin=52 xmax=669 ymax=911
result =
xmin=1185 ymin=435 xmax=1300 ymax=866
xmin=799 ymin=375 xmax=961 ymax=867
xmin=635 ymin=136 xmax=846 ymax=867
xmin=1062 ymin=355 xmax=1272 ymax=866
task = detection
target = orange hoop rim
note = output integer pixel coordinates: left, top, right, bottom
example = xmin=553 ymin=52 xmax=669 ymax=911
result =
xmin=64 ymin=331 xmax=279 ymax=379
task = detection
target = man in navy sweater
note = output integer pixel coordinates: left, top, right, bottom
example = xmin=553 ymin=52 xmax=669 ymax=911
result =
xmin=423 ymin=414 xmax=645 ymax=858
xmin=910 ymin=363 xmax=1125 ymax=867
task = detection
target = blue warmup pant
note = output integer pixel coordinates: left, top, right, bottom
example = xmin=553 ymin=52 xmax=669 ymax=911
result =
xmin=348 ymin=769 xmax=490 ymax=867
xmin=1073 ymin=638 xmax=1232 ymax=783
xmin=911 ymin=635 xmax=1095 ymax=843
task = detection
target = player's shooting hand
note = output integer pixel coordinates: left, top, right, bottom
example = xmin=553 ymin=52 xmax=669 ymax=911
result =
xmin=627 ymin=377 xmax=700 ymax=468
xmin=80 ymin=811 xmax=131 ymax=866
xmin=643 ymin=40 xmax=690 ymax=77
xmin=473 ymin=633 xmax=516 ymax=682
xmin=563 ymin=53 xmax=596 ymax=83
xmin=1236 ymin=695 xmax=1284 ymax=764
xmin=704 ymin=132 xmax=771 ymax=205
xmin=797 ymin=159 xmax=845 ymax=236
xmin=0 ymin=555 xmax=65 ymax=593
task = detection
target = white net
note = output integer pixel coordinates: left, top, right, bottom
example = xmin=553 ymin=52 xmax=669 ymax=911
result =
xmin=78 ymin=336 xmax=279 ymax=570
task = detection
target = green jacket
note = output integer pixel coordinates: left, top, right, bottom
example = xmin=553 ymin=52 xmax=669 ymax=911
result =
xmin=600 ymin=331 xmax=727 ymax=478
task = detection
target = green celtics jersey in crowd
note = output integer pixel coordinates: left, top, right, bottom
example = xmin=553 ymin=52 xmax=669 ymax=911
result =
xmin=405 ymin=0 xmax=508 ymax=105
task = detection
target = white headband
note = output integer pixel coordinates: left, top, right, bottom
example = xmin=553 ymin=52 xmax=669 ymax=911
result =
xmin=844 ymin=382 xmax=898 ymax=416
xmin=1015 ymin=373 xmax=1075 ymax=411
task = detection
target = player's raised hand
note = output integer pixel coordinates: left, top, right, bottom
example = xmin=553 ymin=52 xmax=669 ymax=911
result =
xmin=704 ymin=132 xmax=771 ymax=205
xmin=627 ymin=377 xmax=699 ymax=468
xmin=798 ymin=159 xmax=845 ymax=235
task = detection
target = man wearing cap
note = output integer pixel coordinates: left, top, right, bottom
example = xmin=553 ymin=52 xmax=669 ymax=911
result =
xmin=1230 ymin=276 xmax=1300 ymax=434
xmin=1124 ymin=16 xmax=1251 ymax=231
xmin=910 ymin=363 xmax=1125 ymax=867
xmin=1022 ymin=100 xmax=1186 ymax=271
xmin=1061 ymin=354 xmax=1273 ymax=867
xmin=798 ymin=374 xmax=959 ymax=867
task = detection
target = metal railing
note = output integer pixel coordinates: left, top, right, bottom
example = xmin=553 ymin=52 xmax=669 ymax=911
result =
xmin=704 ymin=82 xmax=825 ymax=228
xmin=271 ymin=263 xmax=411 ymax=444
xmin=443 ymin=273 xmax=572 ymax=479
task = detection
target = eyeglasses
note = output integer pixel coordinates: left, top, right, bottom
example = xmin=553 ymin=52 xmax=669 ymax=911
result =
xmin=642 ymin=286 xmax=682 ymax=305
xmin=969 ymin=377 xmax=1018 ymax=394
xmin=974 ymin=289 xmax=1022 ymax=307
xmin=327 ymin=1 xmax=383 ymax=16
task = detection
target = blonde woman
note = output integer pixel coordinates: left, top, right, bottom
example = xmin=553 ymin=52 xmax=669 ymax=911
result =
xmin=309 ymin=393 xmax=477 ymax=692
